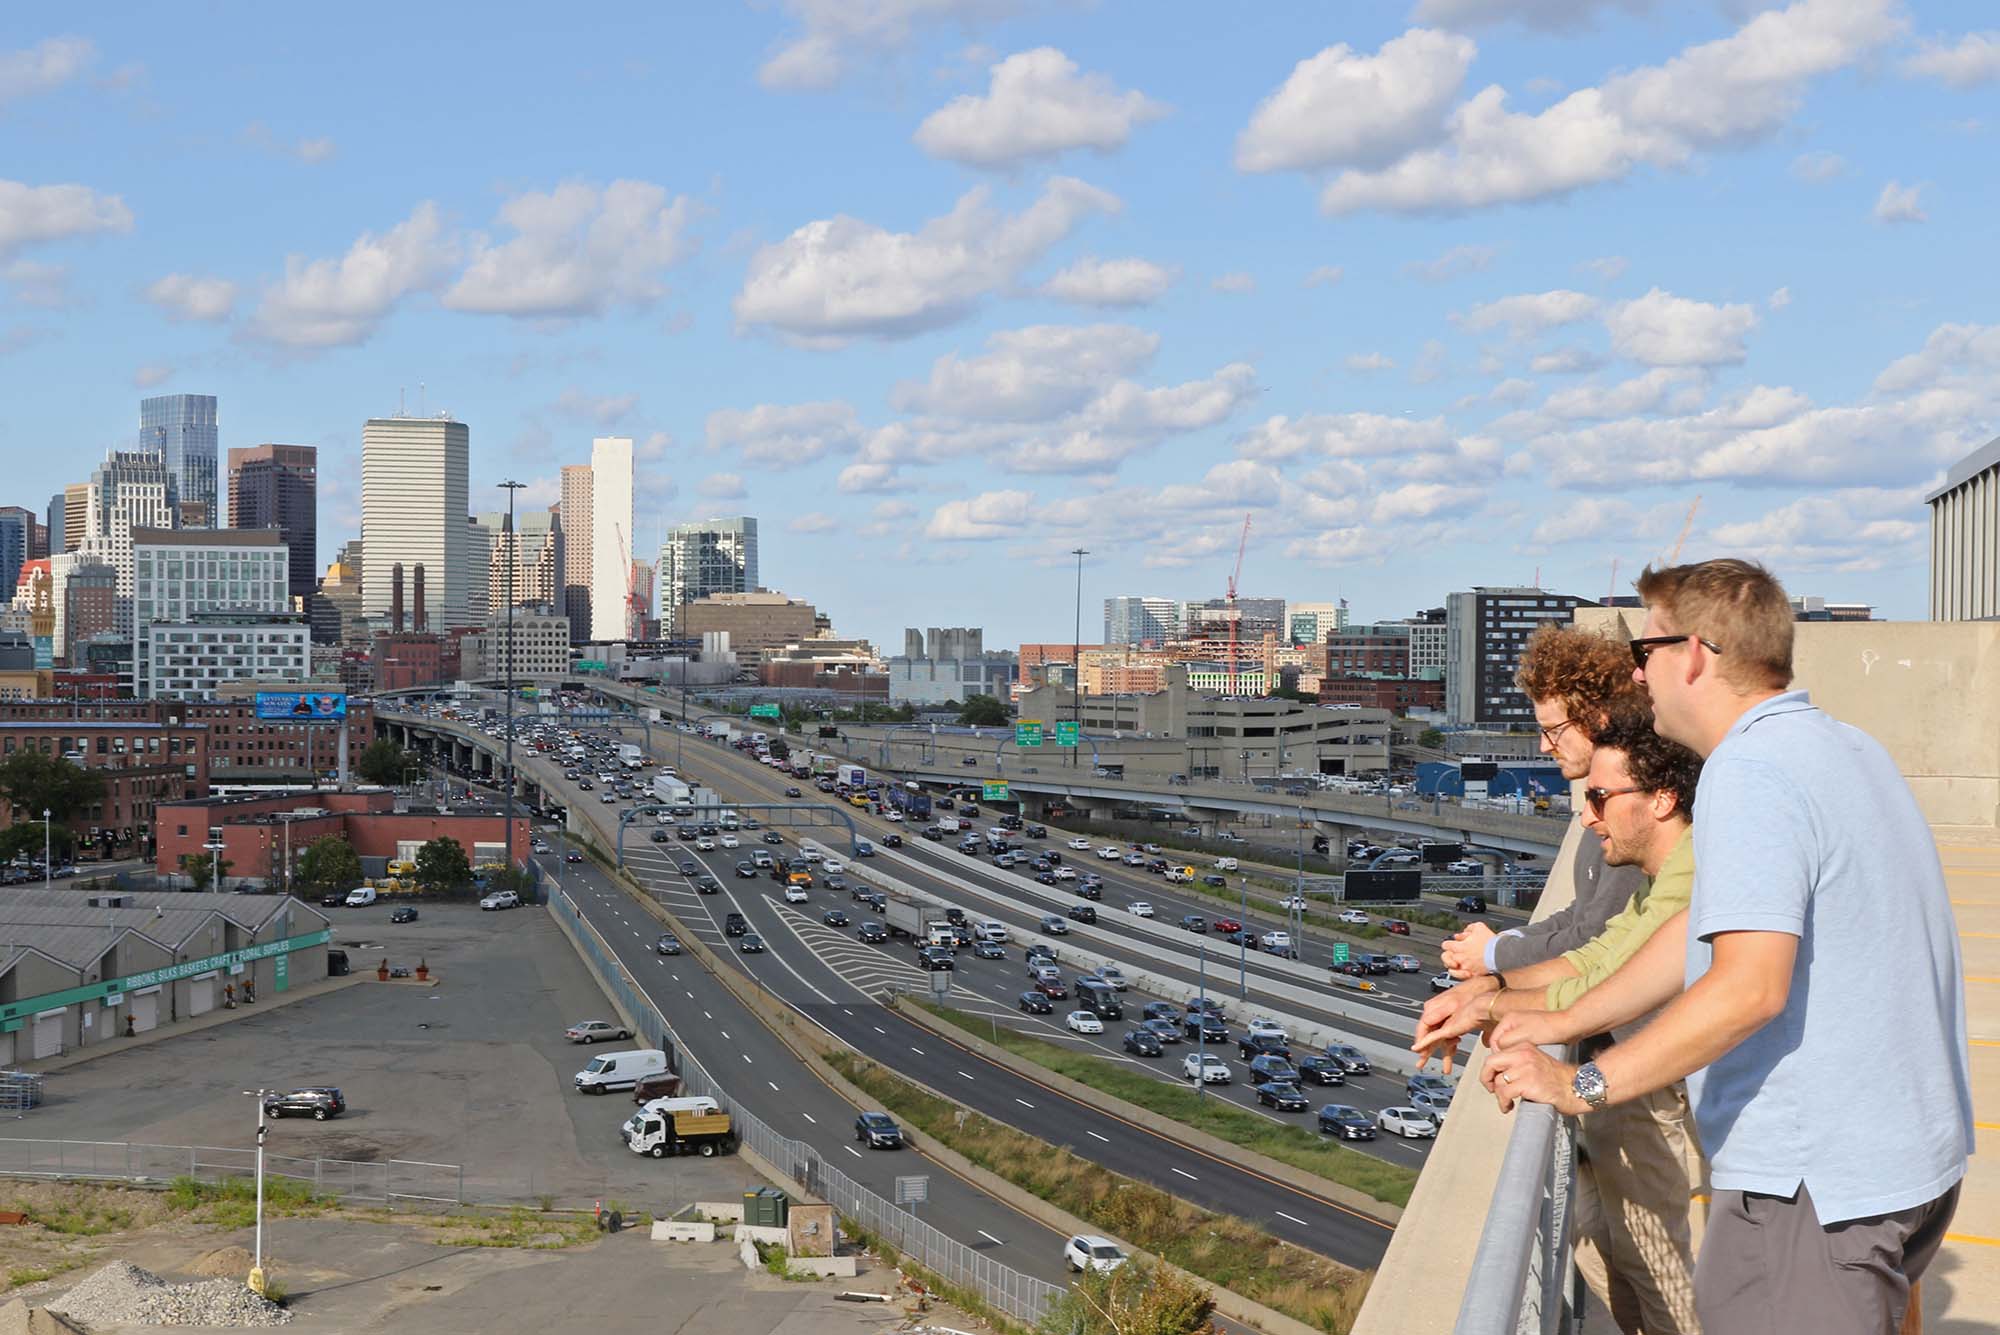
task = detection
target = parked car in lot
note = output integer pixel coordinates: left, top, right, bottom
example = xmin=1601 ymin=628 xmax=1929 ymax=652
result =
xmin=1317 ymin=1104 xmax=1377 ymax=1140
xmin=263 ymin=1087 xmax=345 ymax=1120
xmin=855 ymin=1111 xmax=903 ymax=1149
xmin=479 ymin=890 xmax=521 ymax=911
xmin=565 ymin=1020 xmax=631 ymax=1044
xmin=390 ymin=905 xmax=419 ymax=923
xmin=1018 ymin=990 xmax=1054 ymax=1014
xmin=1377 ymin=1106 xmax=1439 ymax=1139
xmin=1182 ymin=1052 xmax=1233 ymax=1084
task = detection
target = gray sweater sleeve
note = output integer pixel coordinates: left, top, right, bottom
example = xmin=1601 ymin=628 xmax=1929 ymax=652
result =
xmin=1491 ymin=838 xmax=1645 ymax=972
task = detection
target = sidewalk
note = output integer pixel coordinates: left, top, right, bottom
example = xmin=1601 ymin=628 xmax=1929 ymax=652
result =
xmin=19 ymin=973 xmax=370 ymax=1077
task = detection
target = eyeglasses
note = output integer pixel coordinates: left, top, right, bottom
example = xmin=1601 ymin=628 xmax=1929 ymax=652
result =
xmin=1538 ymin=718 xmax=1581 ymax=748
xmin=1583 ymin=785 xmax=1645 ymax=818
xmin=1629 ymin=634 xmax=1723 ymax=669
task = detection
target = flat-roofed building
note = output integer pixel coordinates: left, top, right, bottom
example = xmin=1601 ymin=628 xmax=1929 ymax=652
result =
xmin=1927 ymin=434 xmax=1999 ymax=621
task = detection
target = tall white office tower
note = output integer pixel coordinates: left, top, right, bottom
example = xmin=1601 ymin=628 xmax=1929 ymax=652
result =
xmin=361 ymin=414 xmax=471 ymax=630
xmin=589 ymin=436 xmax=634 ymax=641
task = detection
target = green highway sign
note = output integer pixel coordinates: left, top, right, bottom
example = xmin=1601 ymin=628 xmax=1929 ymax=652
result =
xmin=982 ymin=781 xmax=1011 ymax=801
xmin=1054 ymin=720 xmax=1080 ymax=747
xmin=749 ymin=704 xmax=781 ymax=720
xmin=1332 ymin=942 xmax=1350 ymax=965
xmin=1014 ymin=720 xmax=1044 ymax=747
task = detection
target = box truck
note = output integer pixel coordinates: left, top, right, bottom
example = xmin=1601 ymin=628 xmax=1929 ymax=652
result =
xmin=885 ymin=892 xmax=946 ymax=941
xmin=837 ymin=763 xmax=867 ymax=789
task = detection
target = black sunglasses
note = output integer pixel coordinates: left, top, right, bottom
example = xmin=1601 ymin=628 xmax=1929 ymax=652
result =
xmin=1630 ymin=634 xmax=1722 ymax=669
xmin=1583 ymin=785 xmax=1645 ymax=818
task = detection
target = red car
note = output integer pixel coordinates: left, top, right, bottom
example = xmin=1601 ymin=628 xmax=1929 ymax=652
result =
xmin=1212 ymin=918 xmax=1242 ymax=934
xmin=1385 ymin=919 xmax=1411 ymax=936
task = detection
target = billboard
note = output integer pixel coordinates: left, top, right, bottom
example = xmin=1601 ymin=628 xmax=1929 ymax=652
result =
xmin=1342 ymin=869 xmax=1423 ymax=903
xmin=254 ymin=691 xmax=347 ymax=721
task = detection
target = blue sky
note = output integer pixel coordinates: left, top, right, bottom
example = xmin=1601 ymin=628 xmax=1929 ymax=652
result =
xmin=4 ymin=1 xmax=1997 ymax=646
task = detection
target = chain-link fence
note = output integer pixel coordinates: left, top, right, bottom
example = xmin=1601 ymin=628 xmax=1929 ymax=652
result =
xmin=0 ymin=1137 xmax=464 ymax=1209
xmin=548 ymin=886 xmax=1064 ymax=1326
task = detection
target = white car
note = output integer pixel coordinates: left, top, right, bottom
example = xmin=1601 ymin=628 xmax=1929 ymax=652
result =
xmin=1051 ymin=867 xmax=1077 ymax=881
xmin=1246 ymin=1017 xmax=1289 ymax=1043
xmin=1279 ymin=894 xmax=1308 ymax=910
xmin=1096 ymin=846 xmax=1122 ymax=860
xmin=884 ymin=810 xmax=904 ymax=822
xmin=1128 ymin=901 xmax=1155 ymax=918
xmin=1214 ymin=857 xmax=1239 ymax=871
xmin=1183 ymin=1053 xmax=1232 ymax=1084
xmin=1378 ymin=1106 xmax=1439 ymax=1139
xmin=1063 ymin=1234 xmax=1128 ymax=1274
xmin=800 ymin=847 xmax=823 ymax=863
xmin=720 ymin=833 xmax=739 ymax=848
xmin=822 ymin=858 xmax=846 ymax=874
xmin=784 ymin=885 xmax=809 ymax=903
xmin=1122 ymin=852 xmax=1147 ymax=867
xmin=1096 ymin=965 xmax=1129 ymax=990
xmin=1065 ymin=1010 xmax=1105 ymax=1035
xmin=1068 ymin=837 xmax=1092 ymax=850
xmin=695 ymin=838 xmax=716 ymax=851
xmin=1259 ymin=931 xmax=1294 ymax=954
xmin=479 ymin=890 xmax=521 ymax=911
xmin=1446 ymin=858 xmax=1482 ymax=875
xmin=1431 ymin=971 xmax=1456 ymax=993
xmin=1338 ymin=909 xmax=1371 ymax=925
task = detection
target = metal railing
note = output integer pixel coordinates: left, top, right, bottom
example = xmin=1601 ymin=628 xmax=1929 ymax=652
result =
xmin=0 ymin=1137 xmax=464 ymax=1208
xmin=548 ymin=886 xmax=1064 ymax=1325
xmin=1453 ymin=1049 xmax=1580 ymax=1335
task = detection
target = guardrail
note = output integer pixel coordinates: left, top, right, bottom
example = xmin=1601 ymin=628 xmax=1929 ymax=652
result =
xmin=1453 ymin=1050 xmax=1580 ymax=1335
xmin=546 ymin=882 xmax=1065 ymax=1326
xmin=0 ymin=1137 xmax=464 ymax=1208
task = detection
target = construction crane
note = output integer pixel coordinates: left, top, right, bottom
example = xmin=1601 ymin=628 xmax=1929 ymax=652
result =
xmin=1668 ymin=495 xmax=1702 ymax=564
xmin=1225 ymin=514 xmax=1251 ymax=693
xmin=615 ymin=523 xmax=645 ymax=641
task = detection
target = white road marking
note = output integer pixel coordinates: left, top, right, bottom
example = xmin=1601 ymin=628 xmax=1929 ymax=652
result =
xmin=1171 ymin=1167 xmax=1197 ymax=1181
xmin=873 ymin=1026 xmax=886 ymax=1034
xmin=1275 ymin=1210 xmax=1308 ymax=1227
xmin=956 ymin=1070 xmax=974 ymax=1080
xmin=741 ymin=1053 xmax=753 ymax=1064
xmin=1086 ymin=1130 xmax=1109 ymax=1142
xmin=801 ymin=1112 xmax=816 ymax=1125
xmin=1015 ymin=1098 xmax=1035 ymax=1109
xmin=978 ymin=1230 xmax=1004 ymax=1246
xmin=720 ymin=1031 xmax=730 ymax=1040
xmin=909 ymin=1046 xmax=925 ymax=1056
xmin=768 ymin=1081 xmax=780 ymax=1092
xmin=845 ymin=1147 xmax=862 ymax=1159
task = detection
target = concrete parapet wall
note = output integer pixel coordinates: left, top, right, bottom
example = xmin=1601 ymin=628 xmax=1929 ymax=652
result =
xmin=786 ymin=1254 xmax=859 ymax=1278
xmin=651 ymin=1219 xmax=717 ymax=1242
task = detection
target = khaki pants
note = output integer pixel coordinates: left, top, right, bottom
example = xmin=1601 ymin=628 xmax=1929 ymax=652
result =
xmin=1572 ymin=1080 xmax=1707 ymax=1334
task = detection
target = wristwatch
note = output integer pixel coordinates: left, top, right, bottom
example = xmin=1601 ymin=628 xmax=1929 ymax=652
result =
xmin=1572 ymin=1061 xmax=1609 ymax=1111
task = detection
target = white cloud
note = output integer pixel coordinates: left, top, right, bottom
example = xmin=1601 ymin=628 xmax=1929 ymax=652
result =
xmin=1527 ymin=496 xmax=1647 ymax=546
xmin=1602 ymin=288 xmax=1758 ymax=366
xmin=734 ymin=176 xmax=1119 ymax=344
xmin=1704 ymin=488 xmax=1928 ymax=571
xmin=1234 ymin=411 xmax=1458 ymax=462
xmin=706 ymin=400 xmax=864 ymax=468
xmin=1004 ymin=362 xmax=1258 ymax=473
xmin=1872 ymin=179 xmax=1928 ymax=224
xmin=890 ymin=323 xmax=1158 ymax=421
xmin=1767 ymin=286 xmax=1792 ymax=311
xmin=0 ymin=179 xmax=132 ymax=261
xmin=759 ymin=0 xmax=1018 ymax=91
xmin=1540 ymin=367 xmax=1708 ymax=420
xmin=924 ymin=488 xmax=1036 ymax=540
xmin=1304 ymin=265 xmax=1344 ymax=288
xmin=1153 ymin=460 xmax=1285 ymax=511
xmin=1900 ymin=30 xmax=2000 ymax=88
xmin=1578 ymin=255 xmax=1627 ymax=281
xmin=1457 ymin=288 xmax=1597 ymax=336
xmin=836 ymin=462 xmax=911 ymax=494
xmin=1410 ymin=0 xmax=1658 ymax=30
xmin=1371 ymin=481 xmax=1485 ymax=522
xmin=0 ymin=36 xmax=94 ymax=105
xmin=1039 ymin=255 xmax=1174 ymax=307
xmin=1346 ymin=351 xmax=1396 ymax=373
xmin=1404 ymin=243 xmax=1497 ymax=282
xmin=1236 ymin=29 xmax=1475 ymax=172
xmin=1872 ymin=322 xmax=2000 ymax=394
xmin=143 ymin=272 xmax=238 ymax=323
xmin=445 ymin=180 xmax=697 ymax=318
xmin=915 ymin=47 xmax=1166 ymax=167
xmin=132 ymin=363 xmax=173 ymax=389
xmin=788 ymin=511 xmax=838 ymax=533
xmin=3 ymin=259 xmax=68 ymax=308
xmin=1790 ymin=149 xmax=1848 ymax=181
xmin=697 ymin=473 xmax=748 ymax=500
xmin=1530 ymin=346 xmax=1604 ymax=374
xmin=1318 ymin=0 xmax=1905 ymax=214
xmin=248 ymin=203 xmax=452 ymax=349
xmin=1210 ymin=271 xmax=1256 ymax=294
xmin=552 ymin=389 xmax=638 ymax=426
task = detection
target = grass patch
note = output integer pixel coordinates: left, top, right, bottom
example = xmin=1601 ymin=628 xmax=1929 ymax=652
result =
xmin=7 ymin=1261 xmax=83 ymax=1290
xmin=163 ymin=1175 xmax=334 ymax=1230
xmin=826 ymin=1052 xmax=1372 ymax=1333
xmin=918 ymin=1002 xmax=1415 ymax=1210
xmin=437 ymin=1206 xmax=601 ymax=1249
xmin=18 ymin=1200 xmax=134 ymax=1236
xmin=839 ymin=1215 xmax=1034 ymax=1335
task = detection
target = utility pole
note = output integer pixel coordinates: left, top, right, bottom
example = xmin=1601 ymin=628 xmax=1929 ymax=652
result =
xmin=499 ymin=480 xmax=525 ymax=883
xmin=1070 ymin=547 xmax=1087 ymax=769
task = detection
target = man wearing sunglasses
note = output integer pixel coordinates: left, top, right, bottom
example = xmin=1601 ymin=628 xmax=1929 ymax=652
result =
xmin=1485 ymin=558 xmax=1971 ymax=1335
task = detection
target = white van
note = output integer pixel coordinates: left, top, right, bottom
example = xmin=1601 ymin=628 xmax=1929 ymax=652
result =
xmin=1213 ymin=857 xmax=1239 ymax=872
xmin=976 ymin=920 xmax=1008 ymax=943
xmin=344 ymin=886 xmax=377 ymax=907
xmin=574 ymin=1048 xmax=669 ymax=1095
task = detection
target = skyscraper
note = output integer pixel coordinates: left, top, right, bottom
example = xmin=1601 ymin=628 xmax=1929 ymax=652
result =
xmin=589 ymin=437 xmax=634 ymax=641
xmin=466 ymin=515 xmax=491 ymax=625
xmin=82 ymin=449 xmax=180 ymax=635
xmin=62 ymin=484 xmax=88 ymax=553
xmin=227 ymin=444 xmax=318 ymax=601
xmin=45 ymin=492 xmax=65 ymax=557
xmin=139 ymin=393 xmax=219 ymax=523
xmin=658 ymin=516 xmax=759 ymax=636
xmin=361 ymin=415 xmax=471 ymax=630
xmin=560 ymin=463 xmax=592 ymax=641
xmin=1103 ymin=595 xmax=1179 ymax=645
xmin=1444 ymin=587 xmax=1596 ymax=725
xmin=480 ymin=508 xmax=562 ymax=612
xmin=0 ymin=507 xmax=32 ymax=599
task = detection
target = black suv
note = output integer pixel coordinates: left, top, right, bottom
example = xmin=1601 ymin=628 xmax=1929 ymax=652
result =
xmin=264 ymin=1087 xmax=345 ymax=1121
xmin=1238 ymin=1033 xmax=1292 ymax=1060
xmin=1456 ymin=894 xmax=1487 ymax=914
xmin=1067 ymin=903 xmax=1098 ymax=924
xmin=724 ymin=912 xmax=748 ymax=936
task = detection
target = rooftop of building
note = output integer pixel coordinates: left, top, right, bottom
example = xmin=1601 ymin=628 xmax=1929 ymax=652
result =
xmin=1927 ymin=432 xmax=2000 ymax=501
xmin=129 ymin=527 xmax=286 ymax=548
xmin=0 ymin=888 xmax=323 ymax=972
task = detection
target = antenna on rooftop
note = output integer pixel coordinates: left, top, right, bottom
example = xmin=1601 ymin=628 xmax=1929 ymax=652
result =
xmin=398 ymin=387 xmax=406 ymax=416
xmin=420 ymin=382 xmax=427 ymax=417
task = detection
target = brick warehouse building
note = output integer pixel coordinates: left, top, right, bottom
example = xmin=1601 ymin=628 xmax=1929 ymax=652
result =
xmin=0 ymin=711 xmax=210 ymax=859
xmin=154 ymin=788 xmax=531 ymax=889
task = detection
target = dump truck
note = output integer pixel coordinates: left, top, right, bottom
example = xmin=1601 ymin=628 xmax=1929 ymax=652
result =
xmin=623 ymin=1105 xmax=737 ymax=1158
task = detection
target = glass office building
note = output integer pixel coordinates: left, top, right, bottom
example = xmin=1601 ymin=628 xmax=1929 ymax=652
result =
xmin=139 ymin=394 xmax=219 ymax=524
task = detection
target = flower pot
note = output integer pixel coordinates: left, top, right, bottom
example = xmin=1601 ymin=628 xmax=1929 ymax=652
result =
xmin=376 ymin=961 xmax=390 ymax=981
xmin=415 ymin=959 xmax=429 ymax=981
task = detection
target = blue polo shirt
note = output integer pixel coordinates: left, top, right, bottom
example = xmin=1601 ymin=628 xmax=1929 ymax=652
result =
xmin=1686 ymin=691 xmax=1972 ymax=1223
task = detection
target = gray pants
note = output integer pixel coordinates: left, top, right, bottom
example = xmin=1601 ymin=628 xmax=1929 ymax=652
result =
xmin=1694 ymin=1181 xmax=1959 ymax=1335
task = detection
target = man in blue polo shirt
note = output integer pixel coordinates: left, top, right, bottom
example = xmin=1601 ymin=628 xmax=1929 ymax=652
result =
xmin=1485 ymin=558 xmax=1972 ymax=1334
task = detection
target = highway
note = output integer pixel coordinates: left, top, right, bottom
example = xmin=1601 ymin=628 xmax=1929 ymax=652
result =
xmin=502 ymin=724 xmax=1400 ymax=1272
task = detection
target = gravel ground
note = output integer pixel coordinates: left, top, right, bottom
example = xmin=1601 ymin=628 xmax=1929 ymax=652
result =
xmin=46 ymin=1262 xmax=290 ymax=1329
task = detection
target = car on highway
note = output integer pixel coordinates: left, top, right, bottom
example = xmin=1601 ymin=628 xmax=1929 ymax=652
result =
xmin=784 ymin=884 xmax=809 ymax=904
xmin=1446 ymin=858 xmax=1483 ymax=875
xmin=564 ymin=851 xmax=583 ymax=864
xmin=1039 ymin=914 xmax=1070 ymax=935
xmin=1177 ymin=914 xmax=1206 ymax=933
xmin=823 ymin=858 xmax=846 ymax=874
xmin=857 ymin=920 xmax=888 ymax=944
xmin=263 ymin=1087 xmax=345 ymax=1121
xmin=1211 ymin=917 xmax=1242 ymax=935
xmin=917 ymin=946 xmax=954 ymax=971
xmin=971 ymin=938 xmax=1005 ymax=959
xmin=1238 ymin=1032 xmax=1292 ymax=1060
xmin=479 ymin=890 xmax=521 ymax=911
xmin=1119 ymin=901 xmax=1152 ymax=920
xmin=1095 ymin=964 xmax=1128 ymax=990
xmin=1184 ymin=1013 xmax=1227 ymax=1044
xmin=1140 ymin=1001 xmax=1180 ymax=1023
xmin=1431 ymin=970 xmax=1455 ymax=992
xmin=1096 ymin=845 xmax=1122 ymax=860
xmin=1121 ymin=1028 xmax=1164 ymax=1057
xmin=1456 ymin=894 xmax=1488 ymax=914
xmin=390 ymin=905 xmax=419 ymax=923
xmin=1295 ymin=1055 xmax=1348 ymax=1086
xmin=1408 ymin=1072 xmax=1456 ymax=1101
xmin=1140 ymin=1018 xmax=1183 ymax=1045
xmin=1245 ymin=1016 xmax=1289 ymax=1042
xmin=1411 ymin=1088 xmax=1453 ymax=1123
xmin=565 ymin=1020 xmax=632 ymax=1044
xmin=1024 ymin=946 xmax=1056 ymax=970
xmin=1279 ymin=894 xmax=1309 ymax=910
xmin=1388 ymin=953 xmax=1423 ymax=972
xmin=1065 ymin=1010 xmax=1105 ymax=1035
xmin=649 ymin=829 xmax=672 ymax=844
xmin=1066 ymin=903 xmax=1098 ymax=924
xmin=1247 ymin=1053 xmax=1299 ymax=1084
xmin=1254 ymin=1081 xmax=1310 ymax=1112
xmin=738 ymin=933 xmax=767 ymax=954
xmin=677 ymin=859 xmax=700 ymax=877
xmin=720 ymin=834 xmax=739 ymax=848
xmin=1018 ymin=990 xmax=1054 ymax=1014
xmin=880 ymin=833 xmax=904 ymax=848
xmin=655 ymin=933 xmax=682 ymax=956
xmin=822 ymin=908 xmax=850 ymax=927
xmin=1322 ymin=1043 xmax=1373 ymax=1076
xmin=1384 ymin=919 xmax=1411 ymax=935
xmin=735 ymin=861 xmax=758 ymax=878
xmin=855 ymin=1112 xmax=904 ymax=1149
xmin=1337 ymin=909 xmax=1371 ymax=925
xmin=1068 ymin=837 xmax=1092 ymax=850
xmin=1050 ymin=866 xmax=1077 ymax=882
xmin=1214 ymin=857 xmax=1239 ymax=871
xmin=1378 ymin=1106 xmax=1439 ymax=1139
xmin=1183 ymin=1052 xmax=1232 ymax=1084
xmin=1034 ymin=976 xmax=1070 ymax=1000
xmin=784 ymin=786 xmax=802 ymax=797
xmin=1063 ymin=1235 xmax=1128 ymax=1275
xmin=694 ymin=837 xmax=716 ymax=851
xmin=1317 ymin=1104 xmax=1376 ymax=1140
xmin=761 ymin=831 xmax=784 ymax=846
xmin=723 ymin=912 xmax=748 ymax=936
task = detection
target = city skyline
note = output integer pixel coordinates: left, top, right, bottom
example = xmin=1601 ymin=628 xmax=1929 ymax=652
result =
xmin=6 ymin=5 xmax=1998 ymax=646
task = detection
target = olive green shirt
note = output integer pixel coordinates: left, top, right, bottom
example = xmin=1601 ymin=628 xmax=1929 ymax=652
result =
xmin=1545 ymin=828 xmax=1694 ymax=1013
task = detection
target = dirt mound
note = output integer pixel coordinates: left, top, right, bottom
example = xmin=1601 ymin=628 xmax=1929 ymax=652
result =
xmin=184 ymin=1247 xmax=257 ymax=1279
xmin=0 ymin=1299 xmax=87 ymax=1335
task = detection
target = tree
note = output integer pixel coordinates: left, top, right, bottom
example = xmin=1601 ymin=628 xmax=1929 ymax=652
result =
xmin=294 ymin=835 xmax=362 ymax=897
xmin=957 ymin=694 xmax=1009 ymax=728
xmin=1417 ymin=727 xmax=1446 ymax=749
xmin=0 ymin=751 xmax=106 ymax=824
xmin=355 ymin=738 xmax=416 ymax=787
xmin=0 ymin=821 xmax=74 ymax=865
xmin=180 ymin=850 xmax=233 ymax=892
xmin=484 ymin=863 xmax=537 ymax=900
xmin=1039 ymin=1259 xmax=1215 ymax=1335
xmin=413 ymin=836 xmax=472 ymax=893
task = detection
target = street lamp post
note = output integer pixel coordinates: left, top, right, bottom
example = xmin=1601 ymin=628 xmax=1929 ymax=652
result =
xmin=499 ymin=480 xmax=525 ymax=880
xmin=42 ymin=809 xmax=52 ymax=888
xmin=1238 ymin=875 xmax=1250 ymax=998
xmin=1069 ymin=547 xmax=1087 ymax=770
xmin=204 ymin=830 xmax=227 ymax=894
xmin=1196 ymin=937 xmax=1209 ymax=1099
xmin=244 ymin=1089 xmax=269 ymax=1294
